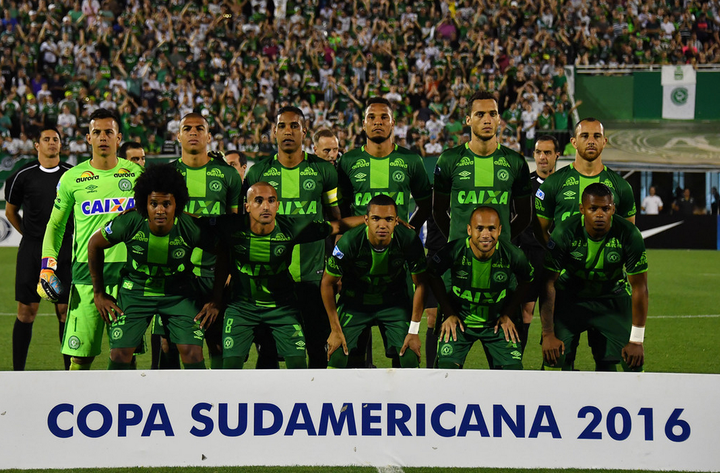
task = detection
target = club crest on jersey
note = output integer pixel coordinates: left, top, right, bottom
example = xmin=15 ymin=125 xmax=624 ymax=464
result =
xmin=303 ymin=179 xmax=316 ymax=191
xmin=392 ymin=171 xmax=405 ymax=183
xmin=274 ymin=245 xmax=286 ymax=256
xmin=497 ymin=169 xmax=509 ymax=181
xmin=118 ymin=179 xmax=132 ymax=191
xmin=209 ymin=180 xmax=223 ymax=192
xmin=81 ymin=197 xmax=135 ymax=215
xmin=76 ymin=171 xmax=99 ymax=183
xmin=172 ymin=248 xmax=186 ymax=259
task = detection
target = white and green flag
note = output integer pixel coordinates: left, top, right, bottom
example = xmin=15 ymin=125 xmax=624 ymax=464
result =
xmin=662 ymin=65 xmax=696 ymax=120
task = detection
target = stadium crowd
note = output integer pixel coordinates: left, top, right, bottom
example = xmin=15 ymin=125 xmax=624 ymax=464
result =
xmin=1 ymin=0 xmax=719 ymax=165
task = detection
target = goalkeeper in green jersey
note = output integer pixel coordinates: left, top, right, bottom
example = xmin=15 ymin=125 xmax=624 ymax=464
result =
xmin=39 ymin=108 xmax=143 ymax=370
xmin=540 ymin=183 xmax=648 ymax=371
xmin=88 ymin=164 xmax=219 ymax=370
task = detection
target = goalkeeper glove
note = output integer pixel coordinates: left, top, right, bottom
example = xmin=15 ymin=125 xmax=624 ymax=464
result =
xmin=37 ymin=257 xmax=63 ymax=302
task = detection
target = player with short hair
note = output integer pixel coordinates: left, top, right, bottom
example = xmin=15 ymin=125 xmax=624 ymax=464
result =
xmin=210 ymin=182 xmax=365 ymax=369
xmin=244 ymin=106 xmax=341 ymax=369
xmin=39 ymin=108 xmax=143 ymax=370
xmin=5 ymin=127 xmax=73 ymax=370
xmin=513 ymin=135 xmax=559 ymax=352
xmin=430 ymin=206 xmax=534 ymax=370
xmin=118 ymin=142 xmax=146 ymax=167
xmin=534 ymin=118 xmax=636 ymax=246
xmin=224 ymin=150 xmax=248 ymax=181
xmin=322 ymin=194 xmax=428 ymax=369
xmin=88 ymin=164 xmax=218 ymax=369
xmin=172 ymin=112 xmax=243 ymax=369
xmin=338 ymin=97 xmax=432 ymax=228
xmin=540 ymin=183 xmax=648 ymax=371
xmin=313 ymin=128 xmax=340 ymax=166
xmin=433 ymin=90 xmax=532 ymax=243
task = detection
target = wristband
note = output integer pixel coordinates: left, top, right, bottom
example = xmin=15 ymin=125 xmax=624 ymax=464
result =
xmin=408 ymin=321 xmax=420 ymax=335
xmin=41 ymin=257 xmax=58 ymax=271
xmin=629 ymin=325 xmax=645 ymax=343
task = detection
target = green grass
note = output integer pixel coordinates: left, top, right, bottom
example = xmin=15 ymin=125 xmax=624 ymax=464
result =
xmin=1 ymin=248 xmax=718 ymax=372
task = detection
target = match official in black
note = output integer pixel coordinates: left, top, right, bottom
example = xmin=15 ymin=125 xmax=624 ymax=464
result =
xmin=5 ymin=127 xmax=73 ymax=370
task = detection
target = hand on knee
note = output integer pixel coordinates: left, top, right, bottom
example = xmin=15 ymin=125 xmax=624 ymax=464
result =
xmin=328 ymin=349 xmax=348 ymax=368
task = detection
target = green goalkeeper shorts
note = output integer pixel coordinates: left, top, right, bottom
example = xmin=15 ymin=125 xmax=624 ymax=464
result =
xmin=62 ymin=284 xmax=118 ymax=357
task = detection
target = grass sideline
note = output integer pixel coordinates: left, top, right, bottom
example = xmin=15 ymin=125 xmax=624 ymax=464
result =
xmin=1 ymin=248 xmax=718 ymax=372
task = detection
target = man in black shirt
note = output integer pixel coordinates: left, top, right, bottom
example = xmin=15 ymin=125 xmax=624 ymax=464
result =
xmin=4 ymin=127 xmax=73 ymax=370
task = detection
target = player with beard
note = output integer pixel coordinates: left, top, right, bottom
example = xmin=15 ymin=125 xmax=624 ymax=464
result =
xmin=244 ymin=106 xmax=340 ymax=369
xmin=337 ymin=97 xmax=432 ymax=367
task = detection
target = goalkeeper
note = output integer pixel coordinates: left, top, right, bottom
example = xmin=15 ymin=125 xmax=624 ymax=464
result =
xmin=39 ymin=109 xmax=143 ymax=370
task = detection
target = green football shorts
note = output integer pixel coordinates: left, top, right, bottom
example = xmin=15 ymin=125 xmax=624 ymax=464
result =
xmin=109 ymin=290 xmax=205 ymax=349
xmin=222 ymin=302 xmax=305 ymax=360
xmin=62 ymin=284 xmax=118 ymax=357
xmin=437 ymin=324 xmax=523 ymax=368
xmin=337 ymin=304 xmax=411 ymax=356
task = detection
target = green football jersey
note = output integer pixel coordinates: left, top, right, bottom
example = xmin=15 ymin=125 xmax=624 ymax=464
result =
xmin=102 ymin=211 xmax=207 ymax=297
xmin=434 ymin=143 xmax=532 ymax=241
xmin=173 ymin=158 xmax=243 ymax=278
xmin=245 ymin=152 xmax=339 ymax=283
xmin=43 ymin=158 xmax=143 ymax=285
xmin=535 ymin=164 xmax=637 ymax=224
xmin=428 ymin=238 xmax=534 ymax=328
xmin=326 ymin=225 xmax=426 ymax=308
xmin=213 ymin=214 xmax=333 ymax=308
xmin=544 ymin=214 xmax=648 ymax=299
xmin=338 ymin=144 xmax=432 ymax=220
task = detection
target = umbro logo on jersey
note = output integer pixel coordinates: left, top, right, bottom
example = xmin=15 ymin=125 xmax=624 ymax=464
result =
xmin=268 ymin=181 xmax=279 ymax=187
xmin=131 ymin=245 xmax=144 ymax=253
xmin=563 ymin=190 xmax=576 ymax=199
xmin=570 ymin=251 xmax=583 ymax=260
xmin=458 ymin=156 xmax=473 ymax=166
xmin=456 ymin=270 xmax=469 ymax=278
xmin=563 ymin=177 xmax=579 ymax=187
xmin=85 ymin=185 xmax=98 ymax=193
xmin=459 ymin=170 xmax=471 ymax=179
xmin=351 ymin=159 xmax=369 ymax=170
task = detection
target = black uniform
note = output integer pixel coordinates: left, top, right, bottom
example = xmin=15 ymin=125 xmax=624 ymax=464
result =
xmin=4 ymin=160 xmax=73 ymax=304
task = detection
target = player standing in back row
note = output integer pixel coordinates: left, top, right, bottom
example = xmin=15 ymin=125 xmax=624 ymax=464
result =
xmin=172 ymin=112 xmax=243 ymax=369
xmin=245 ymin=106 xmax=340 ymax=369
xmin=6 ymin=127 xmax=73 ymax=370
xmin=39 ymin=108 xmax=143 ymax=370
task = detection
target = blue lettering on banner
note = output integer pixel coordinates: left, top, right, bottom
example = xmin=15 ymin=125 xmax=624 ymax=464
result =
xmin=47 ymin=402 xmax=690 ymax=441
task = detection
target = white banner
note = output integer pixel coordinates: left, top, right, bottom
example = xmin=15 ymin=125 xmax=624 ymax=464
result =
xmin=0 ymin=370 xmax=719 ymax=470
xmin=662 ymin=65 xmax=697 ymax=120
xmin=0 ymin=209 xmax=22 ymax=247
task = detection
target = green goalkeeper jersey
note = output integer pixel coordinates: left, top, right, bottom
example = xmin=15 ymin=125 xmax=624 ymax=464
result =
xmin=101 ymin=211 xmax=210 ymax=297
xmin=326 ymin=224 xmax=427 ymax=309
xmin=428 ymin=238 xmax=534 ymax=328
xmin=434 ymin=143 xmax=532 ymax=241
xmin=212 ymin=214 xmax=333 ymax=308
xmin=338 ymin=144 xmax=432 ymax=220
xmin=535 ymin=164 xmax=637 ymax=224
xmin=42 ymin=158 xmax=143 ymax=285
xmin=172 ymin=158 xmax=243 ymax=278
xmin=245 ymin=152 xmax=339 ymax=283
xmin=544 ymin=214 xmax=648 ymax=299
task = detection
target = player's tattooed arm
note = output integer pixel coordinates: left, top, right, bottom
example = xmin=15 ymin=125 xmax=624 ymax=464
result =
xmin=88 ymin=230 xmax=124 ymax=323
xmin=540 ymin=270 xmax=564 ymax=366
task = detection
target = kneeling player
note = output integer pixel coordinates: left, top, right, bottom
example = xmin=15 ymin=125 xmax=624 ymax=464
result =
xmin=88 ymin=164 xmax=219 ymax=369
xmin=540 ymin=183 xmax=648 ymax=371
xmin=429 ymin=206 xmax=533 ymax=370
xmin=322 ymin=194 xmax=428 ymax=369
